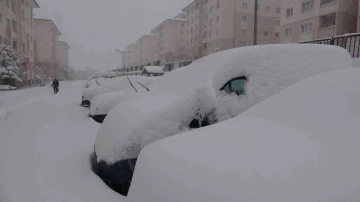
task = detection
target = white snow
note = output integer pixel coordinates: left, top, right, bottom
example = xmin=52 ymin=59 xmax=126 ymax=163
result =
xmin=82 ymin=76 xmax=155 ymax=102
xmin=0 ymin=81 xmax=125 ymax=202
xmin=95 ymin=44 xmax=353 ymax=163
xmin=128 ymin=68 xmax=360 ymax=202
xmin=144 ymin=66 xmax=165 ymax=74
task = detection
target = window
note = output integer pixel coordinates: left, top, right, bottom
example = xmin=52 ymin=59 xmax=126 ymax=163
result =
xmin=321 ymin=0 xmax=335 ymax=5
xmin=276 ymin=8 xmax=281 ymax=13
xmin=265 ymin=6 xmax=270 ymax=12
xmin=0 ymin=13 xmax=2 ymax=24
xmin=276 ymin=19 xmax=280 ymax=25
xmin=265 ymin=18 xmax=270 ymax=24
xmin=6 ymin=0 xmax=10 ymax=7
xmin=275 ymin=32 xmax=280 ymax=38
xmin=217 ymin=16 xmax=219 ymax=22
xmin=302 ymin=1 xmax=314 ymax=12
xmin=239 ymin=42 xmax=246 ymax=47
xmin=286 ymin=8 xmax=293 ymax=17
xmin=209 ymin=31 xmax=212 ymax=38
xmin=242 ymin=2 xmax=248 ymax=9
xmin=217 ymin=0 xmax=220 ymax=9
xmin=301 ymin=22 xmax=313 ymax=33
xmin=210 ymin=6 xmax=214 ymax=13
xmin=6 ymin=18 xmax=11 ymax=28
xmin=203 ymin=43 xmax=207 ymax=49
xmin=11 ymin=1 xmax=16 ymax=13
xmin=13 ymin=39 xmax=17 ymax=50
xmin=196 ymin=2 xmax=199 ymax=9
xmin=220 ymin=76 xmax=247 ymax=95
xmin=285 ymin=27 xmax=292 ymax=37
xmin=203 ymin=31 xmax=207 ymax=38
xmin=180 ymin=23 xmax=184 ymax=27
xmin=242 ymin=16 xmax=247 ymax=22
xmin=12 ymin=20 xmax=16 ymax=32
xmin=216 ymin=29 xmax=219 ymax=36
xmin=264 ymin=31 xmax=269 ymax=36
xmin=241 ymin=29 xmax=247 ymax=35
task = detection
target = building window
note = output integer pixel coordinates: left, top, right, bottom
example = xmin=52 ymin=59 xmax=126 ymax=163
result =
xmin=242 ymin=16 xmax=247 ymax=22
xmin=196 ymin=2 xmax=199 ymax=9
xmin=320 ymin=13 xmax=336 ymax=28
xmin=242 ymin=2 xmax=248 ymax=9
xmin=265 ymin=6 xmax=270 ymax=12
xmin=302 ymin=1 xmax=314 ymax=12
xmin=216 ymin=29 xmax=219 ymax=36
xmin=239 ymin=42 xmax=246 ymax=47
xmin=276 ymin=19 xmax=280 ymax=25
xmin=209 ymin=31 xmax=212 ymax=38
xmin=6 ymin=0 xmax=10 ymax=8
xmin=285 ymin=27 xmax=292 ymax=37
xmin=264 ymin=31 xmax=269 ymax=37
xmin=0 ymin=13 xmax=2 ymax=24
xmin=275 ymin=32 xmax=280 ymax=38
xmin=6 ymin=18 xmax=11 ymax=28
xmin=264 ymin=18 xmax=270 ymax=24
xmin=203 ymin=31 xmax=207 ymax=38
xmin=301 ymin=22 xmax=313 ymax=33
xmin=276 ymin=8 xmax=281 ymax=13
xmin=217 ymin=0 xmax=220 ymax=9
xmin=180 ymin=23 xmax=184 ymax=27
xmin=12 ymin=20 xmax=16 ymax=32
xmin=13 ymin=39 xmax=17 ymax=50
xmin=203 ymin=43 xmax=207 ymax=49
xmin=217 ymin=16 xmax=219 ymax=22
xmin=286 ymin=8 xmax=293 ymax=17
xmin=210 ymin=6 xmax=214 ymax=13
xmin=321 ymin=0 xmax=335 ymax=5
xmin=241 ymin=29 xmax=247 ymax=35
xmin=11 ymin=1 xmax=16 ymax=13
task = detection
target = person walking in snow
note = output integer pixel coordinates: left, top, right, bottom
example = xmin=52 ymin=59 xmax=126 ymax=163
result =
xmin=51 ymin=79 xmax=60 ymax=94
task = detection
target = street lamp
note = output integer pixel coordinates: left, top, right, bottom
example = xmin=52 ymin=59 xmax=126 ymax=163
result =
xmin=104 ymin=62 xmax=110 ymax=71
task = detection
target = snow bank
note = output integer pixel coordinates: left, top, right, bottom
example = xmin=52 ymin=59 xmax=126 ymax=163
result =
xmin=95 ymin=44 xmax=353 ymax=163
xmin=128 ymin=68 xmax=360 ymax=202
xmin=82 ymin=76 xmax=156 ymax=102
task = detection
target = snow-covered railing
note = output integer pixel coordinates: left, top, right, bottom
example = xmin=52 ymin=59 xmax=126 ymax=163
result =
xmin=299 ymin=32 xmax=360 ymax=58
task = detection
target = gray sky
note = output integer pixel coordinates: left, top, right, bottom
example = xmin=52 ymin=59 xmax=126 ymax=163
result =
xmin=34 ymin=0 xmax=191 ymax=71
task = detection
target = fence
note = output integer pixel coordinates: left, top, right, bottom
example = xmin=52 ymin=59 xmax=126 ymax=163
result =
xmin=299 ymin=33 xmax=360 ymax=58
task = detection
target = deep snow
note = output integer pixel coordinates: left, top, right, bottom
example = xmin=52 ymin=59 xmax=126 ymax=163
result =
xmin=128 ymin=68 xmax=360 ymax=202
xmin=0 ymin=81 xmax=124 ymax=202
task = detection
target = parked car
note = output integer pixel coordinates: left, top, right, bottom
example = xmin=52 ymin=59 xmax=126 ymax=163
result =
xmin=81 ymin=76 xmax=154 ymax=107
xmin=127 ymin=67 xmax=360 ymax=202
xmin=91 ymin=44 xmax=352 ymax=196
xmin=0 ymin=85 xmax=17 ymax=91
xmin=89 ymin=77 xmax=157 ymax=123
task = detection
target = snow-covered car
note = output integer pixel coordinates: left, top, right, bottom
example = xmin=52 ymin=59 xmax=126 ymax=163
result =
xmin=91 ymin=44 xmax=352 ymax=196
xmin=127 ymin=67 xmax=360 ymax=202
xmin=0 ymin=85 xmax=17 ymax=91
xmin=81 ymin=76 xmax=152 ymax=107
xmin=89 ymin=77 xmax=157 ymax=123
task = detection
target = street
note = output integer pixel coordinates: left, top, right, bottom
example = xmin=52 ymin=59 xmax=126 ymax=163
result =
xmin=0 ymin=81 xmax=124 ymax=202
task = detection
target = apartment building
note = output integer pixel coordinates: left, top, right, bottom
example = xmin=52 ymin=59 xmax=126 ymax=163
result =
xmin=151 ymin=18 xmax=188 ymax=65
xmin=56 ymin=41 xmax=70 ymax=69
xmin=281 ymin=0 xmax=359 ymax=43
xmin=183 ymin=0 xmax=281 ymax=58
xmin=34 ymin=19 xmax=61 ymax=79
xmin=0 ymin=0 xmax=19 ymax=49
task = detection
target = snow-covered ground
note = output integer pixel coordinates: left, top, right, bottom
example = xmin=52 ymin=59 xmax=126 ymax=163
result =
xmin=0 ymin=81 xmax=124 ymax=202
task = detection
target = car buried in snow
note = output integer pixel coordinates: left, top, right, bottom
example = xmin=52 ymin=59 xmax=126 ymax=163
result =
xmin=81 ymin=76 xmax=156 ymax=107
xmin=90 ymin=44 xmax=353 ymax=196
xmin=127 ymin=67 xmax=360 ymax=202
xmin=89 ymin=77 xmax=157 ymax=123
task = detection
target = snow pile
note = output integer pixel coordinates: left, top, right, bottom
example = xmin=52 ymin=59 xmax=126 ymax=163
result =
xmin=89 ymin=77 xmax=156 ymax=116
xmin=128 ymin=68 xmax=360 ymax=202
xmin=353 ymin=58 xmax=360 ymax=67
xmin=144 ymin=66 xmax=164 ymax=74
xmin=95 ymin=44 xmax=353 ymax=163
xmin=82 ymin=76 xmax=155 ymax=102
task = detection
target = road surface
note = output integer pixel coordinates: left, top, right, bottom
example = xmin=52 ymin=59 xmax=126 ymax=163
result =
xmin=0 ymin=81 xmax=124 ymax=202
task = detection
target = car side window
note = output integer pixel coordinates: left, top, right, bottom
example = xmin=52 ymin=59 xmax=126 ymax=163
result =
xmin=220 ymin=76 xmax=247 ymax=95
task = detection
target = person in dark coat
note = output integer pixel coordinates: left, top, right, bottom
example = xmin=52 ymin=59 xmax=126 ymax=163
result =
xmin=51 ymin=79 xmax=59 ymax=94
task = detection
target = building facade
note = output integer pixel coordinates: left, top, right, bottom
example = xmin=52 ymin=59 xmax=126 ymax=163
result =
xmin=56 ymin=41 xmax=70 ymax=69
xmin=281 ymin=0 xmax=359 ymax=43
xmin=34 ymin=19 xmax=61 ymax=79
xmin=183 ymin=0 xmax=281 ymax=58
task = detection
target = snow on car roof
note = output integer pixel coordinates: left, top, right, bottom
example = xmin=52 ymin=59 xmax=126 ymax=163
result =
xmin=144 ymin=66 xmax=164 ymax=74
xmin=95 ymin=44 xmax=353 ymax=163
xmin=128 ymin=68 xmax=360 ymax=202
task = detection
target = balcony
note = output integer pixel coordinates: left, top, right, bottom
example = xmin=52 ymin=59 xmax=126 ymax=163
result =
xmin=320 ymin=0 xmax=337 ymax=16
xmin=319 ymin=13 xmax=337 ymax=38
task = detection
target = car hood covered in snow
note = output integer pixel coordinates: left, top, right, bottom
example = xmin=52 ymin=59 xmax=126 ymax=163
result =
xmin=81 ymin=76 xmax=157 ymax=102
xmin=95 ymin=44 xmax=353 ymax=163
xmin=128 ymin=68 xmax=360 ymax=202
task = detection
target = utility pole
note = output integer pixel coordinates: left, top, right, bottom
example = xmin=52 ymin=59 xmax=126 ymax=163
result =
xmin=253 ymin=0 xmax=258 ymax=45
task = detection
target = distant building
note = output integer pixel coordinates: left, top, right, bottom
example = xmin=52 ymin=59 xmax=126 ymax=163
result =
xmin=56 ymin=41 xmax=70 ymax=70
xmin=281 ymin=0 xmax=358 ymax=43
xmin=142 ymin=66 xmax=165 ymax=77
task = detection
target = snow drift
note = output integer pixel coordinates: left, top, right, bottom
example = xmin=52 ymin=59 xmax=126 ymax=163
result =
xmin=95 ymin=44 xmax=353 ymax=163
xmin=128 ymin=68 xmax=360 ymax=202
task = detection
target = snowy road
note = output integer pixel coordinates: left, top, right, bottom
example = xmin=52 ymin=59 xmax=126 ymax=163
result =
xmin=0 ymin=81 xmax=124 ymax=202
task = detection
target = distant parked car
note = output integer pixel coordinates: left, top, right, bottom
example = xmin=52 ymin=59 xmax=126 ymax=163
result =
xmin=91 ymin=44 xmax=352 ymax=196
xmin=89 ymin=77 xmax=157 ymax=123
xmin=127 ymin=67 xmax=360 ymax=202
xmin=0 ymin=85 xmax=17 ymax=91
xmin=81 ymin=76 xmax=154 ymax=107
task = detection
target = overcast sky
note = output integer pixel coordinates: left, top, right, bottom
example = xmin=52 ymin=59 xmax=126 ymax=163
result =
xmin=34 ymin=0 xmax=191 ymax=71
